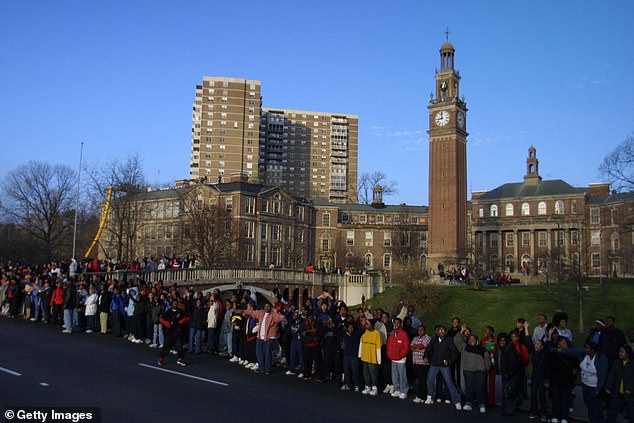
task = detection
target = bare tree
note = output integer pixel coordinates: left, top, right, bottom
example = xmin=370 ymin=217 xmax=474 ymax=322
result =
xmin=85 ymin=153 xmax=148 ymax=260
xmin=356 ymin=171 xmax=399 ymax=204
xmin=599 ymin=133 xmax=634 ymax=192
xmin=1 ymin=161 xmax=76 ymax=261
xmin=180 ymin=194 xmax=240 ymax=267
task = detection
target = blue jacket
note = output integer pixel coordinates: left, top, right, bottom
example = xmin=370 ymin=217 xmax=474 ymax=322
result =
xmin=562 ymin=348 xmax=609 ymax=390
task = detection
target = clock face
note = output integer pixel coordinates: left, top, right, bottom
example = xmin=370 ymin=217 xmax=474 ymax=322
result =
xmin=457 ymin=111 xmax=465 ymax=129
xmin=435 ymin=111 xmax=450 ymax=126
xmin=440 ymin=81 xmax=447 ymax=91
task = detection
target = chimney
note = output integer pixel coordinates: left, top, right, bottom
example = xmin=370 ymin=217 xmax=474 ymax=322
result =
xmin=588 ymin=182 xmax=610 ymax=197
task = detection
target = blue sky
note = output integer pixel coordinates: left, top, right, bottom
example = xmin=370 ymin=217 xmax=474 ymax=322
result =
xmin=1 ymin=1 xmax=633 ymax=205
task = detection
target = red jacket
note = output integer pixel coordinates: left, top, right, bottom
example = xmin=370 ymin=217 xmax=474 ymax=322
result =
xmin=386 ymin=328 xmax=410 ymax=361
xmin=50 ymin=287 xmax=64 ymax=306
xmin=513 ymin=342 xmax=530 ymax=366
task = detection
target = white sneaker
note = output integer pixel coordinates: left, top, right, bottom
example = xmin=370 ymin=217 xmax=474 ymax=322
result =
xmin=436 ymin=399 xmax=442 ymax=403
xmin=550 ymin=419 xmax=559 ymax=423
xmin=158 ymin=344 xmax=164 ymax=349
xmin=297 ymin=373 xmax=304 ymax=379
xmin=561 ymin=420 xmax=568 ymax=423
xmin=455 ymin=403 xmax=462 ymax=410
xmin=246 ymin=363 xmax=254 ymax=369
xmin=391 ymin=391 xmax=401 ymax=397
xmin=424 ymin=396 xmax=434 ymax=405
xmin=62 ymin=329 xmax=71 ymax=334
xmin=389 ymin=385 xmax=395 ymax=394
xmin=149 ymin=343 xmax=158 ymax=348
xmin=463 ymin=404 xmax=472 ymax=411
xmin=383 ymin=384 xmax=392 ymax=394
xmin=285 ymin=370 xmax=295 ymax=376
xmin=170 ymin=349 xmax=177 ymax=355
xmin=445 ymin=399 xmax=451 ymax=404
xmin=239 ymin=359 xmax=246 ymax=365
xmin=398 ymin=393 xmax=407 ymax=400
xmin=251 ymin=363 xmax=259 ymax=370
xmin=479 ymin=406 xmax=486 ymax=414
xmin=362 ymin=386 xmax=371 ymax=395
xmin=413 ymin=397 xmax=423 ymax=403
xmin=354 ymin=386 xmax=360 ymax=392
xmin=340 ymin=385 xmax=350 ymax=391
xmin=85 ymin=329 xmax=93 ymax=333
xmin=369 ymin=386 xmax=378 ymax=396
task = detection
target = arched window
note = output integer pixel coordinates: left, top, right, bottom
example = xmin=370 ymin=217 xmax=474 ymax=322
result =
xmin=490 ymin=205 xmax=498 ymax=217
xmin=521 ymin=203 xmax=530 ymax=216
xmin=364 ymin=253 xmax=373 ymax=268
xmin=555 ymin=200 xmax=564 ymax=215
xmin=505 ymin=204 xmax=514 ymax=216
xmin=538 ymin=201 xmax=547 ymax=215
xmin=383 ymin=253 xmax=391 ymax=267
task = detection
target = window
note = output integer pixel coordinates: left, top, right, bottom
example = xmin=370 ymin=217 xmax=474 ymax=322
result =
xmin=420 ymin=231 xmax=428 ymax=248
xmin=611 ymin=209 xmax=618 ymax=225
xmin=260 ymin=223 xmax=267 ymax=240
xmin=591 ymin=230 xmax=601 ymax=245
xmin=555 ymin=201 xmax=564 ymax=215
xmin=538 ymin=202 xmax=547 ymax=215
xmin=394 ymin=215 xmax=401 ymax=224
xmin=246 ymin=197 xmax=255 ymax=214
xmin=271 ymin=225 xmax=280 ymax=241
xmin=522 ymin=232 xmax=530 ymax=247
xmin=322 ymin=212 xmax=330 ymax=227
xmin=225 ymin=197 xmax=233 ymax=212
xmin=477 ymin=233 xmax=484 ymax=247
xmin=383 ymin=254 xmax=392 ymax=267
xmin=506 ymin=232 xmax=514 ymax=247
xmin=538 ymin=231 xmax=547 ymax=247
xmin=556 ymin=230 xmax=564 ymax=247
xmin=505 ymin=204 xmax=514 ymax=217
xmin=571 ymin=230 xmax=579 ymax=246
xmin=359 ymin=215 xmax=367 ymax=224
xmin=571 ymin=201 xmax=577 ymax=214
xmin=365 ymin=253 xmax=373 ymax=268
xmin=346 ymin=230 xmax=354 ymax=246
xmin=384 ymin=231 xmax=391 ymax=247
xmin=611 ymin=233 xmax=620 ymax=251
xmin=246 ymin=245 xmax=255 ymax=262
xmin=490 ymin=205 xmax=498 ymax=217
xmin=478 ymin=207 xmax=484 ymax=218
xmin=521 ymin=203 xmax=530 ymax=216
xmin=490 ymin=233 xmax=499 ymax=248
xmin=365 ymin=231 xmax=373 ymax=246
xmin=411 ymin=216 xmax=418 ymax=224
xmin=590 ymin=208 xmax=600 ymax=224
xmin=591 ymin=253 xmax=601 ymax=268
xmin=245 ymin=221 xmax=255 ymax=238
xmin=322 ymin=238 xmax=331 ymax=252
xmin=376 ymin=215 xmax=384 ymax=224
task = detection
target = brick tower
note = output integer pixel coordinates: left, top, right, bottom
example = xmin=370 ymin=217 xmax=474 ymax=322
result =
xmin=427 ymin=39 xmax=468 ymax=271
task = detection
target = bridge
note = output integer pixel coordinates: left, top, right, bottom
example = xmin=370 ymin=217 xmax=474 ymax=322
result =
xmin=84 ymin=268 xmax=386 ymax=306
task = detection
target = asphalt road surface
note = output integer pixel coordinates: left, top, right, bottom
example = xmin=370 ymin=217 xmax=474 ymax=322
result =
xmin=0 ymin=317 xmax=518 ymax=422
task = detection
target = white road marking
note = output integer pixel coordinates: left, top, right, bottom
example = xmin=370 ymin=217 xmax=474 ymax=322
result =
xmin=138 ymin=363 xmax=229 ymax=386
xmin=0 ymin=366 xmax=22 ymax=376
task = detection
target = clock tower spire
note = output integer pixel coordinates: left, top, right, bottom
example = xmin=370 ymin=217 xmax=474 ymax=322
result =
xmin=427 ymin=38 xmax=468 ymax=271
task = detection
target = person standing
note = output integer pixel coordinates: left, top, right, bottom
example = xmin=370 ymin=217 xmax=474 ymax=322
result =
xmin=242 ymin=302 xmax=286 ymax=374
xmin=605 ymin=345 xmax=634 ymax=423
xmin=454 ymin=324 xmax=491 ymax=413
xmin=341 ymin=322 xmax=362 ymax=392
xmin=499 ymin=330 xmax=530 ymax=416
xmin=62 ymin=279 xmax=77 ymax=333
xmin=386 ymin=317 xmax=410 ymax=400
xmin=207 ymin=293 xmax=220 ymax=354
xmin=97 ymin=283 xmax=112 ymax=334
xmin=84 ymin=287 xmax=98 ymax=333
xmin=359 ymin=318 xmax=382 ymax=396
xmin=411 ymin=325 xmax=432 ymax=403
xmin=424 ymin=325 xmax=462 ymax=410
xmin=188 ymin=298 xmax=207 ymax=354
xmin=158 ymin=300 xmax=191 ymax=367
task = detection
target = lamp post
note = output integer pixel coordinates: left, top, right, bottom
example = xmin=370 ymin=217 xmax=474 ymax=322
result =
xmin=72 ymin=141 xmax=84 ymax=260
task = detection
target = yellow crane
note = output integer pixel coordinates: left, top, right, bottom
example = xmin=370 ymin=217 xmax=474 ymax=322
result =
xmin=84 ymin=186 xmax=113 ymax=259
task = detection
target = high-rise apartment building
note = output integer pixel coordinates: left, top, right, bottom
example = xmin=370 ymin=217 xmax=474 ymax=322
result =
xmin=190 ymin=77 xmax=262 ymax=183
xmin=259 ymin=109 xmax=358 ymax=203
xmin=189 ymin=77 xmax=358 ymax=203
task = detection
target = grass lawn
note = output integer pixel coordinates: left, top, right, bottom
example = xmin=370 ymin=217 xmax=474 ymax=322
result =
xmin=363 ymin=278 xmax=634 ymax=342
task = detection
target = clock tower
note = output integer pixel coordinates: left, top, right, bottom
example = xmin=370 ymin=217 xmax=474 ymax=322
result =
xmin=427 ymin=40 xmax=468 ymax=270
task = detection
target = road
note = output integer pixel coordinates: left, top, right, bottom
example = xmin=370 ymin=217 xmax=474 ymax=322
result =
xmin=0 ymin=317 xmax=517 ymax=422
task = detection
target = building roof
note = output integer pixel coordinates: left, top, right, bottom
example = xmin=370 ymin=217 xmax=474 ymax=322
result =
xmin=128 ymin=186 xmax=191 ymax=202
xmin=476 ymin=179 xmax=585 ymax=201
xmin=311 ymin=199 xmax=428 ymax=214
xmin=587 ymin=191 xmax=634 ymax=205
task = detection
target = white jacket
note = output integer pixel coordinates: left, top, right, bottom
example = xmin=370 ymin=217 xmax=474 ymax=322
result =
xmin=84 ymin=293 xmax=98 ymax=316
xmin=207 ymin=301 xmax=219 ymax=328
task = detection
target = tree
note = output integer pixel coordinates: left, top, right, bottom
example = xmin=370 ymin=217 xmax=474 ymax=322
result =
xmin=180 ymin=192 xmax=240 ymax=267
xmin=1 ymin=161 xmax=76 ymax=261
xmin=356 ymin=171 xmax=398 ymax=204
xmin=599 ymin=133 xmax=634 ymax=192
xmin=86 ymin=153 xmax=148 ymax=260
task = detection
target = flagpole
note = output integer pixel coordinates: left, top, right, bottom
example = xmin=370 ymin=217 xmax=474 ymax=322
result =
xmin=72 ymin=141 xmax=84 ymax=260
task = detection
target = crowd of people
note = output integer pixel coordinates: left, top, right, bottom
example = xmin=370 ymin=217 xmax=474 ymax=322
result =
xmin=1 ymin=260 xmax=633 ymax=423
